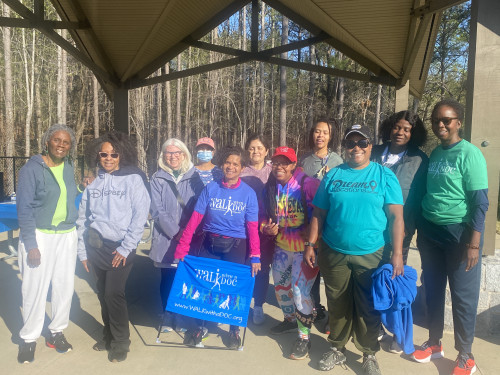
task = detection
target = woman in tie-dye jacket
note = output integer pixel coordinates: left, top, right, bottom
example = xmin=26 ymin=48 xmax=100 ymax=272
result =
xmin=261 ymin=146 xmax=319 ymax=360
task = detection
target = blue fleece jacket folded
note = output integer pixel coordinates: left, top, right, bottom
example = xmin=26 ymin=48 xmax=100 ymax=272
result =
xmin=371 ymin=264 xmax=417 ymax=354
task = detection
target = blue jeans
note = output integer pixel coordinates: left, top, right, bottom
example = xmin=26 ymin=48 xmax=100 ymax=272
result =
xmin=417 ymin=218 xmax=482 ymax=354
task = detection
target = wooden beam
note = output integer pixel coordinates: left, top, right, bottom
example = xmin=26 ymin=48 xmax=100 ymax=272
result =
xmin=411 ymin=0 xmax=466 ymax=17
xmin=400 ymin=14 xmax=432 ymax=84
xmin=0 ymin=17 xmax=89 ymax=29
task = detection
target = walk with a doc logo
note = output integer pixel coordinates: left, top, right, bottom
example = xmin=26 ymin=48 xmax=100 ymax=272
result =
xmin=166 ymin=255 xmax=255 ymax=327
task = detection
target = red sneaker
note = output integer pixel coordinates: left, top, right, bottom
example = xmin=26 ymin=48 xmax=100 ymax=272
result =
xmin=452 ymin=353 xmax=476 ymax=375
xmin=411 ymin=341 xmax=444 ymax=363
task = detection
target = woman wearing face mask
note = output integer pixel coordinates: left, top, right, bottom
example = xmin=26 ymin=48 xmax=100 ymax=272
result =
xmin=194 ymin=137 xmax=223 ymax=186
xmin=240 ymin=134 xmax=273 ymax=325
xmin=77 ymin=132 xmax=150 ymax=363
xmin=149 ymin=138 xmax=204 ymax=333
xmin=262 ymin=147 xmax=320 ymax=360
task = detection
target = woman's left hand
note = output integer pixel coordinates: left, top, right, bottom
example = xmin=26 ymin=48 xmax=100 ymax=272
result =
xmin=390 ymin=253 xmax=404 ymax=279
xmin=111 ymin=250 xmax=127 ymax=268
xmin=251 ymin=262 xmax=261 ymax=277
xmin=465 ymin=246 xmax=480 ymax=271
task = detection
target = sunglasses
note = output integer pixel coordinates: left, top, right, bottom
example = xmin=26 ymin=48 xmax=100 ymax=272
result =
xmin=432 ymin=117 xmax=458 ymax=126
xmin=344 ymin=139 xmax=370 ymax=149
xmin=164 ymin=151 xmax=183 ymax=157
xmin=99 ymin=152 xmax=119 ymax=159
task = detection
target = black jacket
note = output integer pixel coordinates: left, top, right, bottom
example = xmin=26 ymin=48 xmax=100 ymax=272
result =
xmin=371 ymin=143 xmax=429 ymax=247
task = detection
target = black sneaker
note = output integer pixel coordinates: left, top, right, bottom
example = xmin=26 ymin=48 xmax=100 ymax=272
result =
xmin=315 ymin=305 xmax=327 ymax=321
xmin=270 ymin=319 xmax=297 ymax=335
xmin=46 ymin=332 xmax=72 ymax=353
xmin=18 ymin=341 xmax=36 ymax=364
xmin=183 ymin=327 xmax=208 ymax=348
xmin=318 ymin=347 xmax=347 ymax=371
xmin=290 ymin=338 xmax=311 ymax=360
xmin=226 ymin=329 xmax=242 ymax=350
xmin=362 ymin=354 xmax=382 ymax=375
xmin=108 ymin=349 xmax=127 ymax=363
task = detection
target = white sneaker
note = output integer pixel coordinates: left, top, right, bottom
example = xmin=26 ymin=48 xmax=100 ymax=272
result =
xmin=253 ymin=306 xmax=265 ymax=325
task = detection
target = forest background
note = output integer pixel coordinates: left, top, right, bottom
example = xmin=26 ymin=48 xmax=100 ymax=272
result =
xmin=0 ymin=1 xmax=470 ymax=191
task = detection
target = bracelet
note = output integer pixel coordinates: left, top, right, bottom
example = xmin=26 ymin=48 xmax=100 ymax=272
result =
xmin=250 ymin=256 xmax=261 ymax=264
xmin=304 ymin=241 xmax=316 ymax=247
xmin=466 ymin=243 xmax=480 ymax=250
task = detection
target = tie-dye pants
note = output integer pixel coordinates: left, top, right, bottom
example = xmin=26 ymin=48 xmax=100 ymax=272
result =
xmin=272 ymin=246 xmax=319 ymax=338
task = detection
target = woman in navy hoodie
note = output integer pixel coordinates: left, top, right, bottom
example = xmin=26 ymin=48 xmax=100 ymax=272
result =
xmin=77 ymin=132 xmax=150 ymax=363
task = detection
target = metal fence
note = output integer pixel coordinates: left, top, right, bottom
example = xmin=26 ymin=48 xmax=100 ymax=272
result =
xmin=0 ymin=156 xmax=85 ymax=201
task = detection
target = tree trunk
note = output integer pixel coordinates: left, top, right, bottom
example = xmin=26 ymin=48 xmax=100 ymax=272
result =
xmin=165 ymin=63 xmax=172 ymax=139
xmin=22 ymin=28 xmax=36 ymax=157
xmin=306 ymin=43 xmax=316 ymax=130
xmin=259 ymin=2 xmax=266 ymax=134
xmin=57 ymin=30 xmax=67 ymax=124
xmin=279 ymin=16 xmax=288 ymax=146
xmin=176 ymin=55 xmax=182 ymax=138
xmin=93 ymin=76 xmax=100 ymax=138
xmin=3 ymin=4 xmax=15 ymax=193
xmin=375 ymin=84 xmax=382 ymax=144
xmin=35 ymin=80 xmax=43 ymax=152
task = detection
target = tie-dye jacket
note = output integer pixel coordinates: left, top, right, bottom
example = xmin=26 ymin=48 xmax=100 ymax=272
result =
xmin=270 ymin=169 xmax=319 ymax=252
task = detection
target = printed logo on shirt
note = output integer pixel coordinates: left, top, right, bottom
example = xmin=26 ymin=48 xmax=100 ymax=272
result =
xmin=330 ymin=179 xmax=378 ymax=193
xmin=428 ymin=158 xmax=457 ymax=177
xmin=209 ymin=196 xmax=246 ymax=216
xmin=89 ymin=188 xmax=126 ymax=199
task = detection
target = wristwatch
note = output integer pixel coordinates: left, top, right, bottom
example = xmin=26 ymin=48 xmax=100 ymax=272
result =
xmin=304 ymin=241 xmax=316 ymax=247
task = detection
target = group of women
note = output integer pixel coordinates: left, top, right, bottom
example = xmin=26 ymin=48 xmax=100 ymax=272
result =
xmin=15 ymin=98 xmax=488 ymax=375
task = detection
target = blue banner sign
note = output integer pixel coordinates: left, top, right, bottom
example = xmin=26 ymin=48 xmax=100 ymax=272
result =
xmin=166 ymin=255 xmax=255 ymax=327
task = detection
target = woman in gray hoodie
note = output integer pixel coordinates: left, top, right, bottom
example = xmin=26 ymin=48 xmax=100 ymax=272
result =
xmin=149 ymin=138 xmax=204 ymax=332
xmin=77 ymin=132 xmax=150 ymax=363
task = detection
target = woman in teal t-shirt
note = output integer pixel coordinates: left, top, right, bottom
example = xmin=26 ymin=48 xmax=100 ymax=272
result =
xmin=304 ymin=124 xmax=404 ymax=373
xmin=412 ymin=99 xmax=488 ymax=375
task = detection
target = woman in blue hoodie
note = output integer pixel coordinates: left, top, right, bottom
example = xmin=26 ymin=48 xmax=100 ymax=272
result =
xmin=149 ymin=138 xmax=204 ymax=332
xmin=77 ymin=132 xmax=150 ymax=363
xmin=17 ymin=124 xmax=81 ymax=364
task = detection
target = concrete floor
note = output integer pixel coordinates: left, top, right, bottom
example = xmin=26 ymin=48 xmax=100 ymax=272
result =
xmin=0 ymin=231 xmax=498 ymax=375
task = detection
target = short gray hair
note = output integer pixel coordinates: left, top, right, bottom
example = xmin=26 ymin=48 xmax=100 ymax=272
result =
xmin=158 ymin=138 xmax=192 ymax=174
xmin=41 ymin=124 xmax=77 ymax=160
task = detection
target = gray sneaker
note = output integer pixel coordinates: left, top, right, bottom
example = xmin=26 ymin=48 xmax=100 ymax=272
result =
xmin=362 ymin=354 xmax=382 ymax=375
xmin=318 ymin=347 xmax=347 ymax=371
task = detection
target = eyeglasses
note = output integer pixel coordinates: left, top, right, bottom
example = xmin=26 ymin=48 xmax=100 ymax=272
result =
xmin=272 ymin=160 xmax=293 ymax=167
xmin=99 ymin=152 xmax=119 ymax=159
xmin=164 ymin=151 xmax=183 ymax=157
xmin=432 ymin=117 xmax=458 ymax=126
xmin=344 ymin=139 xmax=370 ymax=149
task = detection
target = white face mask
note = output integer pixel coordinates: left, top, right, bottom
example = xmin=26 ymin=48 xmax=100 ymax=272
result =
xmin=197 ymin=150 xmax=213 ymax=162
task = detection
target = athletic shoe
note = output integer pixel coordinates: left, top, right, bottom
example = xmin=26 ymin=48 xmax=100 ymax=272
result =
xmin=318 ymin=347 xmax=347 ymax=371
xmin=92 ymin=341 xmax=110 ymax=351
xmin=183 ymin=327 xmax=208 ymax=348
xmin=160 ymin=312 xmax=174 ymax=332
xmin=108 ymin=349 xmax=127 ymax=363
xmin=226 ymin=329 xmax=242 ymax=349
xmin=362 ymin=354 xmax=382 ymax=375
xmin=18 ymin=341 xmax=36 ymax=364
xmin=253 ymin=306 xmax=265 ymax=325
xmin=315 ymin=304 xmax=327 ymax=321
xmin=411 ymin=340 xmax=444 ymax=363
xmin=452 ymin=352 xmax=477 ymax=375
xmin=46 ymin=332 xmax=73 ymax=353
xmin=378 ymin=326 xmax=389 ymax=341
xmin=270 ymin=319 xmax=297 ymax=335
xmin=289 ymin=338 xmax=311 ymax=360
xmin=389 ymin=337 xmax=403 ymax=354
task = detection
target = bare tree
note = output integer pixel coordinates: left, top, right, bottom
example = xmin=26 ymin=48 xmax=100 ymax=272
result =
xmin=57 ymin=30 xmax=67 ymax=124
xmin=3 ymin=3 xmax=15 ymax=193
xmin=93 ymin=76 xmax=100 ymax=138
xmin=279 ymin=16 xmax=288 ymax=146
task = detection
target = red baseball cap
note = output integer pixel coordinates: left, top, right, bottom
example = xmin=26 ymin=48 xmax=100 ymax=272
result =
xmin=195 ymin=137 xmax=215 ymax=149
xmin=272 ymin=146 xmax=297 ymax=163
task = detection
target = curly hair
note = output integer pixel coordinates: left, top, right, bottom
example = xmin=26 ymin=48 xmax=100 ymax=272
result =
xmin=41 ymin=124 xmax=77 ymax=160
xmin=244 ymin=133 xmax=271 ymax=152
xmin=431 ymin=99 xmax=465 ymax=122
xmin=308 ymin=116 xmax=341 ymax=151
xmin=378 ymin=110 xmax=428 ymax=148
xmin=216 ymin=145 xmax=249 ymax=168
xmin=85 ymin=131 xmax=138 ymax=170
